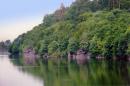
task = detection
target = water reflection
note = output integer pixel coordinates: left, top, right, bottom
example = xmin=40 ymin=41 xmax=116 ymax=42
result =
xmin=11 ymin=56 xmax=130 ymax=86
xmin=0 ymin=55 xmax=43 ymax=86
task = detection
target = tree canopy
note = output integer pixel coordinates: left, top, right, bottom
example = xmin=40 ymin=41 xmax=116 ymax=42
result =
xmin=10 ymin=0 xmax=130 ymax=60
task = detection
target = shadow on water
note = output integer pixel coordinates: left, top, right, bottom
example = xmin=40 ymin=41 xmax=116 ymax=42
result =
xmin=10 ymin=55 xmax=130 ymax=86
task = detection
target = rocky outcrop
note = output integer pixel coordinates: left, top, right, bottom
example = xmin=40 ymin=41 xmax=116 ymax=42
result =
xmin=76 ymin=49 xmax=91 ymax=64
xmin=68 ymin=49 xmax=91 ymax=64
xmin=23 ymin=48 xmax=37 ymax=64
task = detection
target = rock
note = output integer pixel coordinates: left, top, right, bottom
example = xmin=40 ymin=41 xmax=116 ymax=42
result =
xmin=68 ymin=49 xmax=91 ymax=64
xmin=23 ymin=48 xmax=37 ymax=64
xmin=76 ymin=49 xmax=90 ymax=64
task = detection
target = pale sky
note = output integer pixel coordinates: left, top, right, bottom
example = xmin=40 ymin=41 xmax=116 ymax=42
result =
xmin=0 ymin=0 xmax=74 ymax=41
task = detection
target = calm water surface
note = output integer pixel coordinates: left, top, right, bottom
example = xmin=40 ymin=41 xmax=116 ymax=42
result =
xmin=0 ymin=55 xmax=44 ymax=86
xmin=1 ymin=54 xmax=130 ymax=86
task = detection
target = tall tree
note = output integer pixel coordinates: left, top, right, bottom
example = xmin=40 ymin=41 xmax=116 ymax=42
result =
xmin=109 ymin=0 xmax=120 ymax=9
xmin=120 ymin=0 xmax=130 ymax=10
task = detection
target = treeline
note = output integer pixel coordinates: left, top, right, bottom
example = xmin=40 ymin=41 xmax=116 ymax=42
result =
xmin=9 ymin=0 xmax=130 ymax=60
xmin=0 ymin=40 xmax=11 ymax=52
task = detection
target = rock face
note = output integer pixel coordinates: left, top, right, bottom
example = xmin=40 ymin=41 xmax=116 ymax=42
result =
xmin=23 ymin=48 xmax=37 ymax=64
xmin=76 ymin=49 xmax=90 ymax=64
xmin=68 ymin=49 xmax=90 ymax=64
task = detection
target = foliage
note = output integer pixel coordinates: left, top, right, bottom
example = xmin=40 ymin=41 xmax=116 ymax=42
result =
xmin=10 ymin=0 xmax=130 ymax=59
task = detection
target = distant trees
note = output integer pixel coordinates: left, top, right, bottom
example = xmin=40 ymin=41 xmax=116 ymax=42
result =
xmin=0 ymin=40 xmax=11 ymax=52
xmin=43 ymin=0 xmax=130 ymax=27
xmin=81 ymin=0 xmax=130 ymax=10
xmin=99 ymin=0 xmax=130 ymax=10
xmin=106 ymin=0 xmax=120 ymax=9
xmin=120 ymin=0 xmax=130 ymax=10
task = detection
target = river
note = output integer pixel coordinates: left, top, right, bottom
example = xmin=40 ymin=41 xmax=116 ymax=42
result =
xmin=0 ymin=54 xmax=44 ymax=86
xmin=0 ymin=54 xmax=130 ymax=86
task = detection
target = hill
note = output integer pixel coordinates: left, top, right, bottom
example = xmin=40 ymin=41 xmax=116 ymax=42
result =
xmin=9 ymin=0 xmax=130 ymax=61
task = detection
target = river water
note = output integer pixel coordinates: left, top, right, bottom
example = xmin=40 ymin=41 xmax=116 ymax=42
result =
xmin=0 ymin=54 xmax=130 ymax=86
xmin=0 ymin=54 xmax=44 ymax=86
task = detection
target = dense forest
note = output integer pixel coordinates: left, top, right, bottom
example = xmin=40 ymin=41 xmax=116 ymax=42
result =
xmin=9 ymin=0 xmax=130 ymax=61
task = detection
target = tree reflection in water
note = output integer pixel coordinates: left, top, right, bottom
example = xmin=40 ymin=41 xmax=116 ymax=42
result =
xmin=11 ymin=56 xmax=130 ymax=86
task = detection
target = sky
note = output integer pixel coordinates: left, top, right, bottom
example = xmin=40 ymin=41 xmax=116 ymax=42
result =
xmin=0 ymin=0 xmax=74 ymax=41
